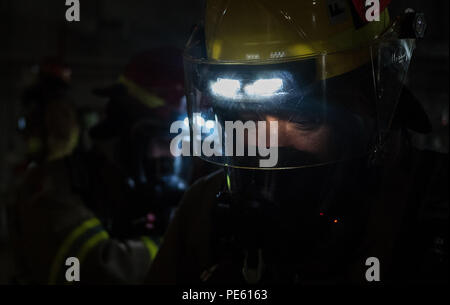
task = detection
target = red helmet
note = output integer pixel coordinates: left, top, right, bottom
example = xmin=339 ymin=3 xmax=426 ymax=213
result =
xmin=93 ymin=47 xmax=185 ymax=128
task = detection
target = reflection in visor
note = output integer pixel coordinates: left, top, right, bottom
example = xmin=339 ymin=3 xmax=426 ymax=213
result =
xmin=210 ymin=78 xmax=285 ymax=99
xmin=244 ymin=78 xmax=283 ymax=97
xmin=211 ymin=78 xmax=240 ymax=99
xmin=183 ymin=38 xmax=415 ymax=169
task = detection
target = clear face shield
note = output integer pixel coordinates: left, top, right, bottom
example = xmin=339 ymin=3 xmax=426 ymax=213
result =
xmin=184 ymin=28 xmax=415 ymax=172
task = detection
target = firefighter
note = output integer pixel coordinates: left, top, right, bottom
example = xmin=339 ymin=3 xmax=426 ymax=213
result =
xmin=87 ymin=47 xmax=191 ymax=241
xmin=148 ymin=0 xmax=448 ymax=284
xmin=12 ymin=48 xmax=188 ymax=284
xmin=16 ymin=59 xmax=77 ymax=166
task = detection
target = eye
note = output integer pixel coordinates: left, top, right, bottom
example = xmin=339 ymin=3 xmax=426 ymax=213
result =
xmin=293 ymin=121 xmax=318 ymax=131
xmin=290 ymin=112 xmax=324 ymax=130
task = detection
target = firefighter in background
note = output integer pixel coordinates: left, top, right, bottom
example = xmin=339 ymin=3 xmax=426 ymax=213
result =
xmin=148 ymin=0 xmax=448 ymax=284
xmin=87 ymin=47 xmax=192 ymax=240
xmin=12 ymin=48 xmax=188 ymax=284
xmin=16 ymin=59 xmax=77 ymax=167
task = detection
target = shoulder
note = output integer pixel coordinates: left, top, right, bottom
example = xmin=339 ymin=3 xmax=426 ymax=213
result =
xmin=147 ymin=169 xmax=225 ymax=283
xmin=177 ymin=169 xmax=226 ymax=215
xmin=176 ymin=170 xmax=225 ymax=253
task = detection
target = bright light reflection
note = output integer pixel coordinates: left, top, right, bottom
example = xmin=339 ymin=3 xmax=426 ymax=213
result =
xmin=211 ymin=78 xmax=241 ymax=98
xmin=211 ymin=78 xmax=284 ymax=99
xmin=244 ymin=78 xmax=283 ymax=96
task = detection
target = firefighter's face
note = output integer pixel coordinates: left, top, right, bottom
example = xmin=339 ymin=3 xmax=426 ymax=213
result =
xmin=241 ymin=113 xmax=336 ymax=166
xmin=265 ymin=115 xmax=334 ymax=163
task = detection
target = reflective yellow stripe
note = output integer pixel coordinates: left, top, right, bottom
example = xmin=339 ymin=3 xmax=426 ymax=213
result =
xmin=63 ymin=231 xmax=109 ymax=286
xmin=140 ymin=236 xmax=159 ymax=261
xmin=49 ymin=218 xmax=101 ymax=284
xmin=118 ymin=75 xmax=165 ymax=109
xmin=78 ymin=231 xmax=110 ymax=263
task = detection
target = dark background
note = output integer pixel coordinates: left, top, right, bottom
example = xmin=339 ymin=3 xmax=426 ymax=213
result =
xmin=0 ymin=0 xmax=448 ymax=283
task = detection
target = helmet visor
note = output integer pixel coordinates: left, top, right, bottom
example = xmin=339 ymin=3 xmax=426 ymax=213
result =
xmin=183 ymin=28 xmax=415 ymax=169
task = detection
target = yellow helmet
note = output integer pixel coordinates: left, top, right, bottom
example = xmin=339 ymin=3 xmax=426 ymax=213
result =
xmin=183 ymin=0 xmax=418 ymax=169
xmin=205 ymin=0 xmax=390 ymax=79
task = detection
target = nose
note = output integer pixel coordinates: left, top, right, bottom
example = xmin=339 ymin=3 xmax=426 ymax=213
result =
xmin=260 ymin=115 xmax=291 ymax=147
